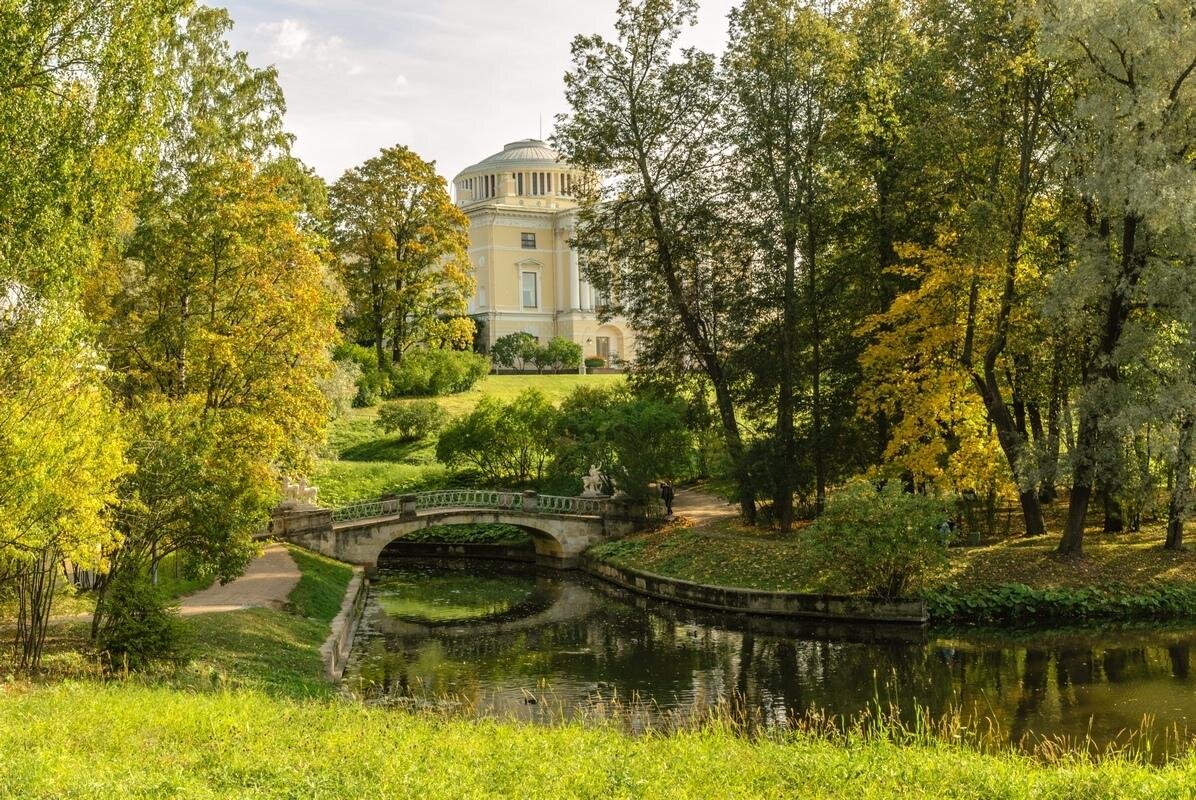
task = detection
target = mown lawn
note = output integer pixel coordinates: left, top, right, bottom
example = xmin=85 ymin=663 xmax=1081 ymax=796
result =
xmin=0 ymin=681 xmax=1191 ymax=799
xmin=315 ymin=373 xmax=625 ymax=506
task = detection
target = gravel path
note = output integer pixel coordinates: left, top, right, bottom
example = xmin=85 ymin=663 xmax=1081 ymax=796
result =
xmin=178 ymin=544 xmax=300 ymax=616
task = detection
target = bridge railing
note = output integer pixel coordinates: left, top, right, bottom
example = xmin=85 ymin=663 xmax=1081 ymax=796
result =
xmin=330 ymin=489 xmax=614 ymax=524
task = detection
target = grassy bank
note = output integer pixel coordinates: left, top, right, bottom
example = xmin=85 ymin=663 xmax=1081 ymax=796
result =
xmin=1 ymin=682 xmax=1191 ymax=798
xmin=589 ymin=510 xmax=1196 ymax=625
xmin=316 ymin=374 xmax=624 ymax=506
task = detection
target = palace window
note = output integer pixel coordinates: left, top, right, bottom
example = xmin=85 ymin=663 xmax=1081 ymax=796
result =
xmin=521 ymin=271 xmax=538 ymax=308
xmin=521 ymin=232 xmax=536 ymax=249
xmin=517 ymin=172 xmax=524 ymax=195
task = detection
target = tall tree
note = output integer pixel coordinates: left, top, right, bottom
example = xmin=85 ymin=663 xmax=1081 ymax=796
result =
xmin=555 ymin=0 xmax=761 ymax=521
xmin=1040 ymin=0 xmax=1196 ymax=554
xmin=329 ymin=145 xmax=473 ymax=366
xmin=724 ymin=0 xmax=848 ymax=526
xmin=92 ymin=6 xmax=338 ymax=624
xmin=0 ymin=0 xmax=173 ymax=667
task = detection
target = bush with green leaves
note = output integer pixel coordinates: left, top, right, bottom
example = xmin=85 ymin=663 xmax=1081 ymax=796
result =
xmin=491 ymin=332 xmax=539 ymax=371
xmin=436 ymin=388 xmax=559 ymax=485
xmin=805 ymin=480 xmax=949 ymax=600
xmin=333 ymin=343 xmax=391 ymax=407
xmin=376 ymin=399 xmax=448 ymax=441
xmin=540 ymin=336 xmax=583 ymax=372
xmin=390 ymin=348 xmax=490 ymax=396
xmin=584 ymin=357 xmax=605 ymax=369
xmin=97 ymin=571 xmax=188 ymax=669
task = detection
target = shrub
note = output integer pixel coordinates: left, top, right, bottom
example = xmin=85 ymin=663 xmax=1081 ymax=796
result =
xmin=97 ymin=572 xmax=188 ymax=669
xmin=805 ymin=480 xmax=949 ymax=600
xmin=320 ymin=357 xmax=362 ymax=419
xmin=333 ymin=343 xmax=391 ymax=407
xmin=542 ymin=336 xmax=582 ymax=372
xmin=376 ymin=399 xmax=448 ymax=441
xmin=584 ymin=357 xmax=605 ymax=369
xmin=436 ymin=389 xmax=558 ymax=485
xmin=491 ymin=332 xmax=539 ymax=371
xmin=390 ymin=349 xmax=490 ymax=396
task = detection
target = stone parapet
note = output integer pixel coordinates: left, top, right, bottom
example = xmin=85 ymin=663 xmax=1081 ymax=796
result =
xmin=582 ymin=557 xmax=927 ymax=624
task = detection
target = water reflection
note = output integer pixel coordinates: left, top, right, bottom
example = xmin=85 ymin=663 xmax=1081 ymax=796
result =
xmin=344 ymin=560 xmax=1196 ymax=757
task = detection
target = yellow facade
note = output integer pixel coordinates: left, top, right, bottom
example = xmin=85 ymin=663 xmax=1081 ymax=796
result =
xmin=453 ymin=140 xmax=634 ymax=366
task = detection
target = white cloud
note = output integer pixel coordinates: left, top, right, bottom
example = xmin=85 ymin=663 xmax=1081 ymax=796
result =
xmin=258 ymin=19 xmax=310 ymax=59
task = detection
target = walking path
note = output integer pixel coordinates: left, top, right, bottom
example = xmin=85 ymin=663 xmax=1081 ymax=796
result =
xmin=671 ymin=487 xmax=738 ymax=526
xmin=178 ymin=543 xmax=300 ymax=616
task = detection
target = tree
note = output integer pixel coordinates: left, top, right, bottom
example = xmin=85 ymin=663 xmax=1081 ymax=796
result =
xmin=0 ymin=0 xmax=172 ymax=668
xmin=555 ymin=0 xmax=760 ymax=521
xmin=1039 ymin=0 xmax=1196 ymax=554
xmin=330 ymin=145 xmax=473 ymax=366
xmin=724 ymin=0 xmax=849 ymax=526
xmin=92 ymin=6 xmax=338 ymax=629
xmin=491 ymin=332 xmax=539 ymax=372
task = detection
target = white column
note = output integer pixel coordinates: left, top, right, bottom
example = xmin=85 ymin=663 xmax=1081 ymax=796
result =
xmin=568 ymin=236 xmax=581 ymax=310
xmin=580 ymin=279 xmax=593 ymax=311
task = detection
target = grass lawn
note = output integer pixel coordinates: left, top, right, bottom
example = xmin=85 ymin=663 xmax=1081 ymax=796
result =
xmin=315 ymin=373 xmax=625 ymax=506
xmin=2 ymin=545 xmax=352 ymax=699
xmin=590 ymin=500 xmax=1196 ymax=625
xmin=0 ymin=682 xmax=1191 ymax=798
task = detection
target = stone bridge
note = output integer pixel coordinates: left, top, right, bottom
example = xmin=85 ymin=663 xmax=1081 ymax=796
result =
xmin=273 ymin=489 xmax=639 ymax=571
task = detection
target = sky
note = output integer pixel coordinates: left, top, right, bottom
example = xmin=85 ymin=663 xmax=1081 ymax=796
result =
xmin=221 ymin=0 xmax=738 ymax=184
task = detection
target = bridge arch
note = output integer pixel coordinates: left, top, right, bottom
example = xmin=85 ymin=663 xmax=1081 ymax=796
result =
xmin=278 ymin=491 xmax=638 ymax=570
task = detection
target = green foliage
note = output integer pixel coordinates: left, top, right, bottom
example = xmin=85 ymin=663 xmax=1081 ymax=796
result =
xmin=557 ymin=386 xmax=693 ymax=505
xmin=96 ymin=572 xmax=187 ymax=669
xmin=584 ymin=357 xmax=606 ymax=369
xmin=925 ymin=581 xmax=1196 ymax=626
xmin=330 ymin=145 xmax=474 ymax=364
xmin=401 ymin=524 xmax=531 ymax=545
xmin=540 ymin=337 xmax=583 ymax=372
xmin=805 ymin=481 xmax=949 ymax=599
xmin=334 ymin=343 xmax=390 ymax=407
xmin=390 ymin=348 xmax=490 ymax=397
xmin=376 ymin=399 xmax=448 ymax=441
xmin=436 ymin=389 xmax=558 ymax=485
xmin=491 ymin=332 xmax=539 ymax=371
xmin=320 ymin=357 xmax=361 ymax=420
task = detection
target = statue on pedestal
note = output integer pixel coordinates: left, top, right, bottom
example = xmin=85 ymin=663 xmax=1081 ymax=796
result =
xmin=280 ymin=477 xmax=319 ymax=508
xmin=580 ymin=466 xmax=608 ymax=497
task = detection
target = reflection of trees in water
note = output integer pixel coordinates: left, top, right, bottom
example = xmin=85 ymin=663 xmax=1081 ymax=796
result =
xmin=348 ymin=571 xmax=1196 ymax=752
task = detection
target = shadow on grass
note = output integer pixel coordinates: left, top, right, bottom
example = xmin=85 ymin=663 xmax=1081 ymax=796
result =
xmin=339 ymin=435 xmax=431 ymax=463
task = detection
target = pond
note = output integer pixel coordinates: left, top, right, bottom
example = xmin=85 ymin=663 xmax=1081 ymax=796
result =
xmin=344 ymin=560 xmax=1196 ymax=759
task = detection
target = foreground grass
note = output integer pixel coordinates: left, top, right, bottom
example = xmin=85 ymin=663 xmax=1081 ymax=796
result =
xmin=0 ymin=682 xmax=1189 ymax=799
xmin=316 ymin=374 xmax=625 ymax=506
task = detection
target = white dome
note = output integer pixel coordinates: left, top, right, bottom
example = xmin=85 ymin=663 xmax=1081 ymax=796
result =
xmin=457 ymin=139 xmax=563 ymax=177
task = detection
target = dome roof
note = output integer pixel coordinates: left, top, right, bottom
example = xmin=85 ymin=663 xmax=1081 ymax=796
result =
xmin=457 ymin=139 xmax=564 ymax=177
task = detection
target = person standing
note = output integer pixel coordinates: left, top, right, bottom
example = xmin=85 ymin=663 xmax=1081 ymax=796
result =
xmin=660 ymin=481 xmax=675 ymax=516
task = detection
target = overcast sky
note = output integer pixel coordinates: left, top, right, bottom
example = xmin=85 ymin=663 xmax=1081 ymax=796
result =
xmin=221 ymin=0 xmax=737 ymax=184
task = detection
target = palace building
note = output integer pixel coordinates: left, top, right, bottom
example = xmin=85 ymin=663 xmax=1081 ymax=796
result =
xmin=453 ymin=139 xmax=634 ymax=367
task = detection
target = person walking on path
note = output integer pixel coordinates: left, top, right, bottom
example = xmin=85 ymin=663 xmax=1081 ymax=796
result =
xmin=660 ymin=481 xmax=675 ymax=516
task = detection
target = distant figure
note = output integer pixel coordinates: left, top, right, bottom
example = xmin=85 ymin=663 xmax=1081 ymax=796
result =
xmin=660 ymin=481 xmax=675 ymax=516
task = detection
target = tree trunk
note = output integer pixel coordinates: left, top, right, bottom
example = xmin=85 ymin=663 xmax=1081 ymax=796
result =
xmin=808 ymin=238 xmax=826 ymax=514
xmin=1039 ymin=361 xmax=1063 ymax=502
xmin=775 ymin=238 xmax=798 ymax=532
xmin=1166 ymin=412 xmax=1194 ymax=550
xmin=1102 ymin=489 xmax=1124 ymax=533
xmin=1059 ymin=213 xmax=1144 ymax=555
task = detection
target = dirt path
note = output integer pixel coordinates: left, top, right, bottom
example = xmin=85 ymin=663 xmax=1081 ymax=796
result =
xmin=672 ymin=487 xmax=738 ymax=526
xmin=178 ymin=544 xmax=300 ymax=616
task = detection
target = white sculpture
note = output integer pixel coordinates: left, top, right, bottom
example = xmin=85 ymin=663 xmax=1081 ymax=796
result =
xmin=281 ymin=477 xmax=319 ymax=507
xmin=581 ymin=466 xmax=607 ymax=497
